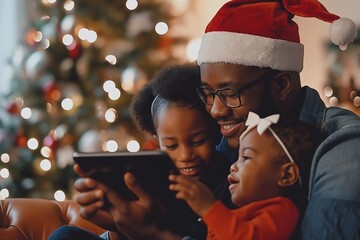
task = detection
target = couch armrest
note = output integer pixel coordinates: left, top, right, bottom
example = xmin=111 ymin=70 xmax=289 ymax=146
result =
xmin=0 ymin=198 xmax=105 ymax=240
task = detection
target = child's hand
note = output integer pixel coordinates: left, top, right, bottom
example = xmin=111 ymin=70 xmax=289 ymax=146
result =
xmin=169 ymin=174 xmax=216 ymax=217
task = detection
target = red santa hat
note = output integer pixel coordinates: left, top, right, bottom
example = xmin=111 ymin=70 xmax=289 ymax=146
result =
xmin=197 ymin=0 xmax=357 ymax=72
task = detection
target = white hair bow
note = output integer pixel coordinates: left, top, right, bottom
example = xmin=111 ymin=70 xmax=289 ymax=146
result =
xmin=245 ymin=112 xmax=280 ymax=135
xmin=240 ymin=111 xmax=301 ymax=186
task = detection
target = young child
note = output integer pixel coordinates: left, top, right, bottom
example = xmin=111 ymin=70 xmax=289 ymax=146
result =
xmin=169 ymin=111 xmax=324 ymax=240
xmin=130 ymin=63 xmax=232 ymax=238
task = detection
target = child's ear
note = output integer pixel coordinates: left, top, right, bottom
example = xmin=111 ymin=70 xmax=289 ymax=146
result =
xmin=278 ymin=162 xmax=299 ymax=187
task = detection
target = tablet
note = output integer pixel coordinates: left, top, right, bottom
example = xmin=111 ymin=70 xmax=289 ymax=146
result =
xmin=73 ymin=150 xmax=178 ymax=201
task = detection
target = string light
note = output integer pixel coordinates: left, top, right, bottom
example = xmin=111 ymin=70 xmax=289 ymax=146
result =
xmin=0 ymin=168 xmax=10 ymax=178
xmin=103 ymin=80 xmax=116 ymax=93
xmin=127 ymin=140 xmax=140 ymax=152
xmin=155 ymin=22 xmax=168 ymax=35
xmin=64 ymin=0 xmax=75 ymax=11
xmin=1 ymin=153 xmax=10 ymax=163
xmin=105 ymin=55 xmax=117 ymax=65
xmin=27 ymin=138 xmax=39 ymax=150
xmin=105 ymin=140 xmax=118 ymax=152
xmin=54 ymin=190 xmax=66 ymax=201
xmin=40 ymin=159 xmax=52 ymax=171
xmin=0 ymin=189 xmax=9 ymax=200
xmin=104 ymin=108 xmax=117 ymax=123
xmin=108 ymin=88 xmax=121 ymax=100
xmin=62 ymin=34 xmax=74 ymax=46
xmin=21 ymin=107 xmax=32 ymax=119
xmin=126 ymin=0 xmax=138 ymax=10
xmin=41 ymin=146 xmax=52 ymax=158
xmin=61 ymin=98 xmax=74 ymax=111
xmin=324 ymin=86 xmax=334 ymax=98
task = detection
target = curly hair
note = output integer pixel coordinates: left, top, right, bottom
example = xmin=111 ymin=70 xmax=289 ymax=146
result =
xmin=270 ymin=120 xmax=325 ymax=212
xmin=130 ymin=63 xmax=219 ymax=138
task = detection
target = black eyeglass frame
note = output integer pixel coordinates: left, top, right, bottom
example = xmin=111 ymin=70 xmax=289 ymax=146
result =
xmin=196 ymin=71 xmax=276 ymax=108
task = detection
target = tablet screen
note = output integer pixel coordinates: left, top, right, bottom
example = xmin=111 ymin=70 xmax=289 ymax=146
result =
xmin=73 ymin=150 xmax=177 ymax=201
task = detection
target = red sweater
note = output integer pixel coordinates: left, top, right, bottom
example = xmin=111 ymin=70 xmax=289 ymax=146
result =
xmin=203 ymin=196 xmax=299 ymax=240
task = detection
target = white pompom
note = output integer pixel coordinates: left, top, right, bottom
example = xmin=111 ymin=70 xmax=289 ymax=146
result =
xmin=329 ymin=18 xmax=357 ymax=50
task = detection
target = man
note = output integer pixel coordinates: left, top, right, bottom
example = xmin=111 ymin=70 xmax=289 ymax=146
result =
xmin=195 ymin=0 xmax=360 ymax=239
xmin=57 ymin=0 xmax=360 ymax=239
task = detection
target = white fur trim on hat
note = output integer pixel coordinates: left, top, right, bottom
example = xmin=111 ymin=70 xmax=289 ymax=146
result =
xmin=197 ymin=31 xmax=304 ymax=72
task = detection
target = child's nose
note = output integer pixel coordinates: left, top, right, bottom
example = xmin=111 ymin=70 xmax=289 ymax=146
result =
xmin=177 ymin=146 xmax=194 ymax=162
xmin=230 ymin=162 xmax=238 ymax=172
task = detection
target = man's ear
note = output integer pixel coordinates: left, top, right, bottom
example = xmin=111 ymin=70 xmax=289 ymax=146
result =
xmin=272 ymin=71 xmax=293 ymax=101
xmin=278 ymin=162 xmax=299 ymax=187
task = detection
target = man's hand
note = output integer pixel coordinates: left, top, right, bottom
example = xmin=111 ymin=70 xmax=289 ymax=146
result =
xmin=73 ymin=164 xmax=116 ymax=231
xmin=105 ymin=172 xmax=181 ymax=240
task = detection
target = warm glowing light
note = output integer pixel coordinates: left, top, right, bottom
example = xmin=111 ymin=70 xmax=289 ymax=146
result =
xmin=354 ymin=96 xmax=360 ymax=107
xmin=0 ymin=168 xmax=10 ymax=178
xmin=28 ymin=138 xmax=39 ymax=150
xmin=186 ymin=38 xmax=201 ymax=62
xmin=108 ymin=88 xmax=121 ymax=100
xmin=54 ymin=190 xmax=66 ymax=201
xmin=105 ymin=140 xmax=118 ymax=152
xmin=126 ymin=0 xmax=138 ymax=10
xmin=0 ymin=189 xmax=9 ymax=200
xmin=87 ymin=30 xmax=97 ymax=43
xmin=41 ymin=146 xmax=52 ymax=158
xmin=78 ymin=28 xmax=97 ymax=43
xmin=329 ymin=96 xmax=338 ymax=106
xmin=324 ymin=86 xmax=333 ymax=98
xmin=34 ymin=31 xmax=43 ymax=42
xmin=1 ymin=153 xmax=10 ymax=163
xmin=103 ymin=80 xmax=116 ymax=93
xmin=78 ymin=28 xmax=89 ymax=40
xmin=21 ymin=107 xmax=32 ymax=119
xmin=105 ymin=55 xmax=117 ymax=65
xmin=155 ymin=22 xmax=168 ymax=35
xmin=350 ymin=91 xmax=358 ymax=101
xmin=121 ymin=67 xmax=136 ymax=91
xmin=105 ymin=108 xmax=117 ymax=123
xmin=64 ymin=0 xmax=75 ymax=11
xmin=61 ymin=98 xmax=74 ymax=110
xmin=127 ymin=140 xmax=140 ymax=152
xmin=42 ymin=39 xmax=50 ymax=49
xmin=62 ymin=34 xmax=74 ymax=46
xmin=40 ymin=159 xmax=52 ymax=171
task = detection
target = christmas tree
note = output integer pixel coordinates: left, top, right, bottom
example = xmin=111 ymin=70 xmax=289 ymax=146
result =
xmin=0 ymin=0 xmax=190 ymax=200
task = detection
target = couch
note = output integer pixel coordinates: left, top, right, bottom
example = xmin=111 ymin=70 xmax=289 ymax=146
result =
xmin=0 ymin=198 xmax=105 ymax=240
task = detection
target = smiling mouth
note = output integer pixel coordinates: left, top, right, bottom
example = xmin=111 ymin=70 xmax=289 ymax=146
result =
xmin=178 ymin=165 xmax=202 ymax=176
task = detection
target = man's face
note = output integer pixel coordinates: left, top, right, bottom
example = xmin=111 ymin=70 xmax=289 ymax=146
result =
xmin=200 ymin=63 xmax=277 ymax=150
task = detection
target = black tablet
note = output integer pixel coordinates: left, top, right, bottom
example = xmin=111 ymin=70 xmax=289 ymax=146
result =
xmin=73 ymin=150 xmax=178 ymax=201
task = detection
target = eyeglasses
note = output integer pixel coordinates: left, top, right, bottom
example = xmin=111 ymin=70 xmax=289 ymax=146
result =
xmin=196 ymin=71 xmax=274 ymax=108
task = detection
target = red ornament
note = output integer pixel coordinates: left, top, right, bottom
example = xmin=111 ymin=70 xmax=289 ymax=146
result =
xmin=6 ymin=101 xmax=21 ymax=114
xmin=43 ymin=134 xmax=60 ymax=151
xmin=67 ymin=41 xmax=82 ymax=60
xmin=14 ymin=133 xmax=28 ymax=147
xmin=43 ymin=81 xmax=60 ymax=101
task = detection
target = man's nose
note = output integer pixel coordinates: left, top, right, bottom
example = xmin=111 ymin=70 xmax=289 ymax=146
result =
xmin=209 ymin=95 xmax=230 ymax=119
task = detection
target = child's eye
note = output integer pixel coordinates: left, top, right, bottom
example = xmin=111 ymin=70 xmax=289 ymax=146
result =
xmin=241 ymin=155 xmax=251 ymax=161
xmin=164 ymin=144 xmax=178 ymax=150
xmin=192 ymin=138 xmax=207 ymax=146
